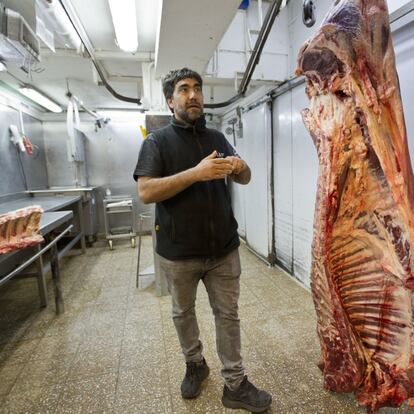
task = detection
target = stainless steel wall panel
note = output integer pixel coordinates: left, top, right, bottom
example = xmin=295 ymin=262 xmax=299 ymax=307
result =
xmin=273 ymin=92 xmax=293 ymax=272
xmin=43 ymin=122 xmax=77 ymax=188
xmin=0 ymin=106 xmax=25 ymax=196
xmin=42 ymin=121 xmax=146 ymax=234
xmin=20 ymin=113 xmax=48 ymax=190
xmin=0 ymin=105 xmax=47 ymax=197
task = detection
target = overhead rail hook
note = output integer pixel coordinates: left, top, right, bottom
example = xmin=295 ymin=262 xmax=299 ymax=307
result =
xmin=302 ymin=0 xmax=316 ymax=27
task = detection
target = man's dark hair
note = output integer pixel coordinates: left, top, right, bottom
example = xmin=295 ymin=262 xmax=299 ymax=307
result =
xmin=162 ymin=68 xmax=203 ymax=101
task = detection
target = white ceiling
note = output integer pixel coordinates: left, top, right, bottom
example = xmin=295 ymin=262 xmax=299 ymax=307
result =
xmin=155 ymin=0 xmax=241 ymax=76
xmin=0 ymin=0 xmax=243 ymax=112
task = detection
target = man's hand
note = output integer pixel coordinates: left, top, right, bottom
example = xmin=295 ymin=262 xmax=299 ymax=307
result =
xmin=226 ymin=156 xmax=246 ymax=175
xmin=193 ymin=151 xmax=234 ymax=181
xmin=138 ymin=151 xmax=250 ymax=204
xmin=226 ymin=155 xmax=251 ymax=185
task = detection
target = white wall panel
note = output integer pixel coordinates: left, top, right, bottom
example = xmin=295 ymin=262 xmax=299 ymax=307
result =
xmin=392 ymin=19 xmax=414 ymax=167
xmin=219 ymin=10 xmax=245 ymax=51
xmin=242 ymin=104 xmax=272 ymax=260
xmin=229 ymin=178 xmax=246 ymax=239
xmin=389 ymin=0 xmax=413 ymax=13
xmin=206 ymin=3 xmax=289 ymax=81
xmin=273 ymin=92 xmax=293 ymax=272
xmin=272 ymin=86 xmax=318 ymax=287
xmin=222 ymin=111 xmax=246 ymax=237
xmin=291 ymin=86 xmax=318 ymax=286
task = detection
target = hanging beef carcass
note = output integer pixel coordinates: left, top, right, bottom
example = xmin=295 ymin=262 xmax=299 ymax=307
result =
xmin=0 ymin=206 xmax=44 ymax=254
xmin=296 ymin=0 xmax=414 ymax=411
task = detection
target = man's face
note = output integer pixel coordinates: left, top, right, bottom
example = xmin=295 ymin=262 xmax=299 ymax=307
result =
xmin=167 ymin=77 xmax=204 ymax=124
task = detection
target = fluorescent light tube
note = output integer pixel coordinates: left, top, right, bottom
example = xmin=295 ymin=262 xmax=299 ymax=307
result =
xmin=108 ymin=0 xmax=138 ymax=53
xmin=19 ymin=86 xmax=62 ymax=113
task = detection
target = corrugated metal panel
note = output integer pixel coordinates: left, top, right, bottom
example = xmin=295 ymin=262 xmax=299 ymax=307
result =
xmin=242 ymin=103 xmax=272 ymax=260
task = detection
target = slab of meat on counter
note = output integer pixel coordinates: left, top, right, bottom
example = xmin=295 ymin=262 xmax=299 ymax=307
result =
xmin=296 ymin=0 xmax=414 ymax=411
xmin=0 ymin=206 xmax=44 ymax=254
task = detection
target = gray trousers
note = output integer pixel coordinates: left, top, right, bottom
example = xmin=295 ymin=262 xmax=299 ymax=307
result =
xmin=159 ymin=248 xmax=244 ymax=389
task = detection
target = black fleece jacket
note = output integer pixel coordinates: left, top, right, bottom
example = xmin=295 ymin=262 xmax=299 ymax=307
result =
xmin=133 ymin=116 xmax=240 ymax=260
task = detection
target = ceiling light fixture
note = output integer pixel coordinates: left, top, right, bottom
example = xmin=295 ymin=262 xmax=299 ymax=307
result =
xmin=19 ymin=85 xmax=62 ymax=113
xmin=108 ymin=0 xmax=138 ymax=53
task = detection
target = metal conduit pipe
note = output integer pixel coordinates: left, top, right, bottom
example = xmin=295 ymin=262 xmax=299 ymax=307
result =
xmin=205 ymin=0 xmax=284 ymax=109
xmin=58 ymin=0 xmax=141 ymax=105
xmin=69 ymin=94 xmax=101 ymax=119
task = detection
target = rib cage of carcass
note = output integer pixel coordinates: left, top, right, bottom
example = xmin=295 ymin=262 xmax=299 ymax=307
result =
xmin=0 ymin=206 xmax=44 ymax=254
xmin=296 ymin=0 xmax=414 ymax=411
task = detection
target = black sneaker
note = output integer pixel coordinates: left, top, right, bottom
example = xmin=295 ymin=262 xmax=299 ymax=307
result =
xmin=181 ymin=358 xmax=210 ymax=399
xmin=222 ymin=375 xmax=272 ymax=413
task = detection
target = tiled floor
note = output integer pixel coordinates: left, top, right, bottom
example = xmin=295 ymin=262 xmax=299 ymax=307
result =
xmin=0 ymin=238 xmax=410 ymax=413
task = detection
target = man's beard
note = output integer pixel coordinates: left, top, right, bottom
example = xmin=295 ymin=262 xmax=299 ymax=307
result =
xmin=176 ymin=106 xmax=203 ymax=124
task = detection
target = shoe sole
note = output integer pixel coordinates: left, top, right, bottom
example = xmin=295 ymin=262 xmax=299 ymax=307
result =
xmin=181 ymin=367 xmax=210 ymax=399
xmin=222 ymin=396 xmax=271 ymax=413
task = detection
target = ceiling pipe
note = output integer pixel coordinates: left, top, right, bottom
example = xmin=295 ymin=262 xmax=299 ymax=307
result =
xmin=58 ymin=0 xmax=141 ymax=105
xmin=205 ymin=0 xmax=283 ymax=109
xmin=67 ymin=93 xmax=100 ymax=119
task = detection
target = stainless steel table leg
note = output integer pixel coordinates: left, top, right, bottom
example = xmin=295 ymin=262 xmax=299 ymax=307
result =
xmin=50 ymin=242 xmax=65 ymax=314
xmin=35 ymin=244 xmax=48 ymax=307
xmin=78 ymin=199 xmax=86 ymax=253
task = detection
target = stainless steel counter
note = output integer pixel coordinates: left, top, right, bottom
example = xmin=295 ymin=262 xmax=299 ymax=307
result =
xmin=0 ymin=210 xmax=75 ymax=314
xmin=0 ymin=195 xmax=86 ymax=253
xmin=27 ymin=188 xmax=99 ymax=242
xmin=39 ymin=211 xmax=74 ymax=235
xmin=0 ymin=195 xmax=81 ymax=214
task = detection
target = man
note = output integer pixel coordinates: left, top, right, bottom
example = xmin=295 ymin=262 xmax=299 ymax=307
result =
xmin=133 ymin=68 xmax=272 ymax=413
